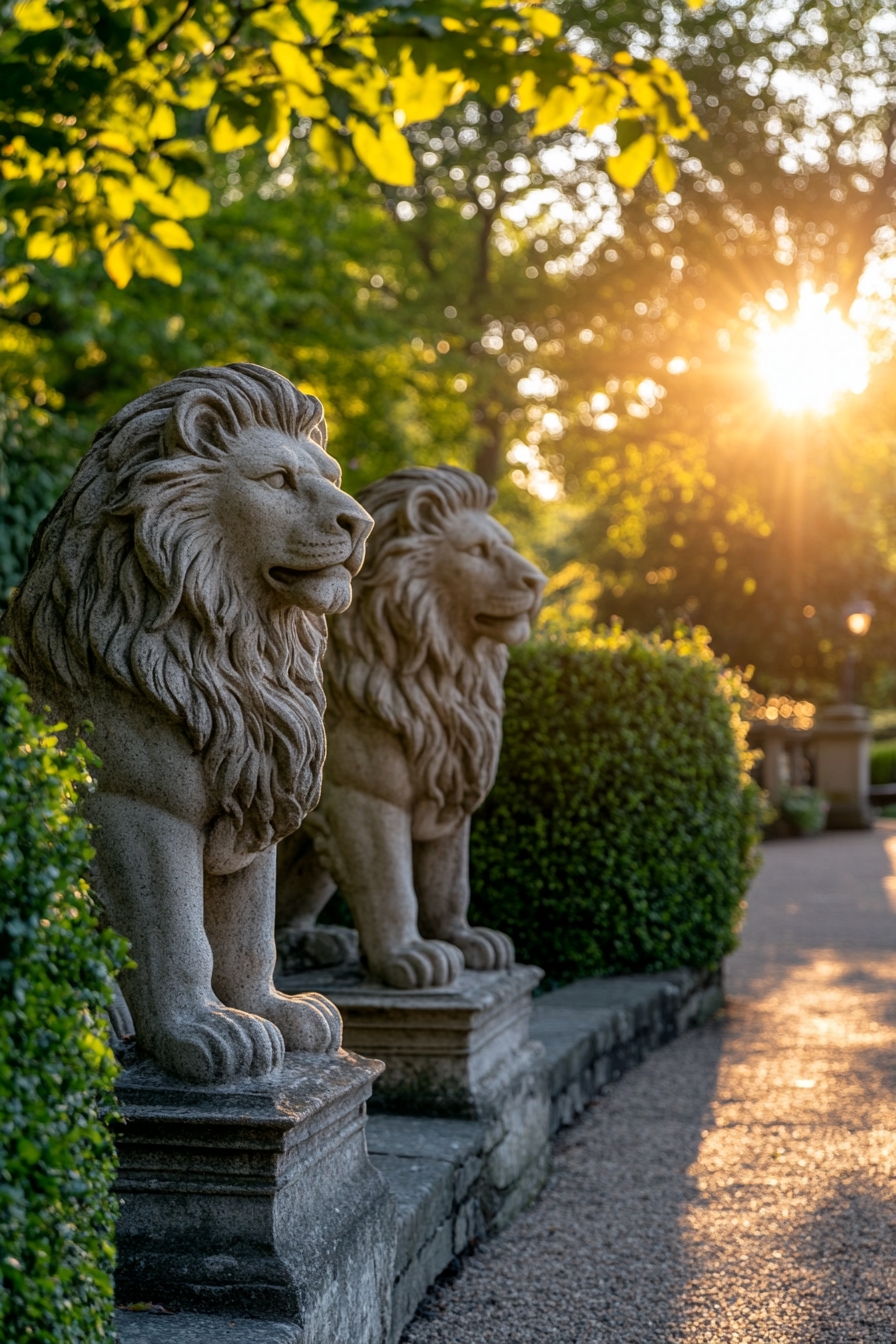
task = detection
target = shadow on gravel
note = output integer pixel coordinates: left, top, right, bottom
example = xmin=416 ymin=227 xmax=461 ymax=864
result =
xmin=403 ymin=1018 xmax=727 ymax=1344
xmin=793 ymin=1175 xmax=896 ymax=1344
xmin=665 ymin=953 xmax=896 ymax=1344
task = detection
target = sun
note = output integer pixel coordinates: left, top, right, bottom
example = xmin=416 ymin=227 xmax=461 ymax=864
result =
xmin=755 ymin=287 xmax=870 ymax=415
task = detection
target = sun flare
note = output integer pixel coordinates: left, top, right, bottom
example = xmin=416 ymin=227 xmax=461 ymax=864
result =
xmin=755 ymin=288 xmax=870 ymax=416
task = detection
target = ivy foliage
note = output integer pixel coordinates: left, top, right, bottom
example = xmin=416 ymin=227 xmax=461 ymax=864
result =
xmin=0 ymin=650 xmax=126 ymax=1343
xmin=0 ymin=394 xmax=85 ymax=601
xmin=0 ymin=0 xmax=703 ymax=300
xmin=469 ymin=625 xmax=762 ymax=986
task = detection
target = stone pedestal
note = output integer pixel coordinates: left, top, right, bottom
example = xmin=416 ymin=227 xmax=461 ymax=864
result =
xmin=812 ymin=703 xmax=873 ymax=829
xmin=276 ymin=965 xmax=551 ymax=1232
xmin=114 ymin=1050 xmax=397 ymax=1344
xmin=276 ymin=965 xmax=540 ymax=1117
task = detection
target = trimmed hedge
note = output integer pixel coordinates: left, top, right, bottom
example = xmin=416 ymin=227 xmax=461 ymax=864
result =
xmin=0 ymin=651 xmax=126 ymax=1343
xmin=469 ymin=626 xmax=761 ymax=986
xmin=870 ymin=740 xmax=896 ymax=786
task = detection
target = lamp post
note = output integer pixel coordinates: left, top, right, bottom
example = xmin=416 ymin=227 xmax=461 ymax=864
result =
xmin=812 ymin=597 xmax=875 ymax=829
xmin=840 ymin=598 xmax=875 ymax=704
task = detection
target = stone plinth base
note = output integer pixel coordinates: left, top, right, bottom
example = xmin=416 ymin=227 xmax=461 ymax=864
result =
xmin=276 ymin=964 xmax=543 ymax=1119
xmin=114 ymin=1050 xmax=396 ymax=1344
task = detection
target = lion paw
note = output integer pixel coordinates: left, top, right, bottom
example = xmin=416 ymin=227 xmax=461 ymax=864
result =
xmin=374 ymin=939 xmax=465 ymax=990
xmin=150 ymin=1005 xmax=285 ymax=1085
xmin=256 ymin=990 xmax=342 ymax=1053
xmin=450 ymin=926 xmax=515 ymax=971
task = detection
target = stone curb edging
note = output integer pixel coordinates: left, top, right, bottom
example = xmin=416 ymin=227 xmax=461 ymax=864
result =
xmin=116 ymin=966 xmax=722 ymax=1344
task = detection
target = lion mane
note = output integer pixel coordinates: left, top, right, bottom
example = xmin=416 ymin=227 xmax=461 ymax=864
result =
xmin=5 ymin=362 xmax=328 ymax=855
xmin=324 ymin=465 xmax=506 ymax=831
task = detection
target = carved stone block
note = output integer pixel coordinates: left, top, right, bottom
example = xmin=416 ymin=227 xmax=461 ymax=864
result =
xmin=114 ymin=1049 xmax=396 ymax=1343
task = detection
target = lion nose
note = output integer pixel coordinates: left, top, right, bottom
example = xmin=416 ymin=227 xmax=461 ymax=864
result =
xmin=337 ymin=500 xmax=374 ymax=575
xmin=519 ymin=558 xmax=547 ymax=600
xmin=337 ymin=505 xmax=373 ymax=551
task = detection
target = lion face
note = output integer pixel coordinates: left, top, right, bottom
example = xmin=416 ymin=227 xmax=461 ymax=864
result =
xmin=430 ymin=508 xmax=546 ymax=648
xmin=214 ymin=426 xmax=373 ymax=617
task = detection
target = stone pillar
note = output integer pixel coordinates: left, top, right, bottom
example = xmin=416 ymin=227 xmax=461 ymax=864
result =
xmin=812 ymin=704 xmax=874 ymax=830
xmin=114 ymin=1050 xmax=396 ymax=1343
xmin=752 ymin=724 xmax=790 ymax=805
xmin=277 ymin=965 xmax=551 ymax=1232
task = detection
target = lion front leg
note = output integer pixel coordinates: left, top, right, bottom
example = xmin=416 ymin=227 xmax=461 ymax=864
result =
xmin=205 ymin=847 xmax=342 ymax=1052
xmin=415 ymin=818 xmax=515 ymax=972
xmin=274 ymin=828 xmax=359 ymax=972
xmin=315 ymin=784 xmax=464 ymax=990
xmin=86 ymin=794 xmax=284 ymax=1085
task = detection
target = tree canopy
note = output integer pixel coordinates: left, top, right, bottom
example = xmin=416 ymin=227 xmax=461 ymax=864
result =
xmin=3 ymin=0 xmax=896 ymax=707
xmin=0 ymin=0 xmax=702 ymax=296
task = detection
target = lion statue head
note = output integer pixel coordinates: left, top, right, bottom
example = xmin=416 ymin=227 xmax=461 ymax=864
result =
xmin=324 ymin=465 xmax=546 ymax=834
xmin=6 ymin=362 xmax=371 ymax=859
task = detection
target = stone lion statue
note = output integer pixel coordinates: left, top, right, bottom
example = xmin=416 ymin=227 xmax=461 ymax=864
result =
xmin=4 ymin=363 xmax=373 ymax=1083
xmin=276 ymin=465 xmax=545 ymax=990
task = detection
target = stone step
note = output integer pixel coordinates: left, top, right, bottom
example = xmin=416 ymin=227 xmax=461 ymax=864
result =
xmin=366 ymin=1115 xmax=485 ymax=1343
xmin=116 ymin=1312 xmax=301 ymax=1343
xmin=531 ymin=967 xmax=723 ymax=1134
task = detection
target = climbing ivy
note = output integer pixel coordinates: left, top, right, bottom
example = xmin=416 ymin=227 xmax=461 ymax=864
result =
xmin=0 ymin=649 xmax=126 ymax=1343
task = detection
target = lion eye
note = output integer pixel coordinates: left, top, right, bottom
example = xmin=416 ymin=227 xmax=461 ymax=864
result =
xmin=264 ymin=471 xmax=290 ymax=489
xmin=467 ymin=543 xmax=489 ymax=559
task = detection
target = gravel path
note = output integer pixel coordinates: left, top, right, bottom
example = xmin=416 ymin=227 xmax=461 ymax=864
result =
xmin=404 ymin=822 xmax=896 ymax=1343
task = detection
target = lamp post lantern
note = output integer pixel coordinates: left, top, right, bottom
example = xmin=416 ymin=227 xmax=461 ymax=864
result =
xmin=840 ymin=597 xmax=875 ymax=705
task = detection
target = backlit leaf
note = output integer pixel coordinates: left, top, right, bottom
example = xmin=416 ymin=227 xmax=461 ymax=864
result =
xmin=352 ymin=119 xmax=416 ymax=186
xmin=167 ymin=177 xmax=211 ymax=218
xmin=52 ymin=234 xmax=76 ymax=266
xmin=271 ymin=41 xmax=323 ymax=92
xmin=25 ymin=232 xmax=55 ymax=261
xmin=0 ymin=268 xmax=29 ymax=307
xmin=150 ymin=220 xmax=194 ymax=250
xmin=297 ymin=0 xmax=338 ymax=38
xmin=103 ymin=237 xmax=134 ymax=289
xmin=309 ymin=124 xmax=356 ymax=174
xmin=12 ymin=0 xmax=58 ymax=31
xmin=96 ymin=131 xmax=136 ymax=154
xmin=606 ymin=132 xmax=657 ymax=189
xmin=652 ymin=144 xmax=677 ymax=194
xmin=392 ymin=60 xmax=457 ymax=126
xmin=515 ymin=70 xmax=542 ymax=113
xmin=70 ymin=174 xmax=98 ymax=203
xmin=99 ymin=176 xmax=136 ymax=220
xmin=131 ymin=235 xmax=182 ymax=285
xmin=147 ymin=105 xmax=177 ymax=140
xmin=520 ymin=6 xmax=562 ymax=37
xmin=576 ymin=76 xmax=625 ymax=134
xmin=252 ymin=7 xmax=306 ymax=41
xmin=208 ymin=111 xmax=262 ymax=154
xmin=532 ymin=85 xmax=579 ymax=136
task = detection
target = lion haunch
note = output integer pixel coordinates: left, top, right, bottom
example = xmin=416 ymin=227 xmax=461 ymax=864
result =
xmin=276 ymin=465 xmax=546 ymax=991
xmin=4 ymin=363 xmax=372 ymax=1084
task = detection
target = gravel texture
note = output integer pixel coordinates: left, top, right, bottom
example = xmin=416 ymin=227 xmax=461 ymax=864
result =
xmin=403 ymin=822 xmax=896 ymax=1343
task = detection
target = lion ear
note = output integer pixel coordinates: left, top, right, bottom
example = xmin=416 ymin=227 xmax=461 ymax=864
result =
xmin=301 ymin=395 xmax=328 ymax=451
xmin=402 ymin=486 xmax=444 ymax=538
xmin=165 ymin=388 xmax=242 ymax=459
